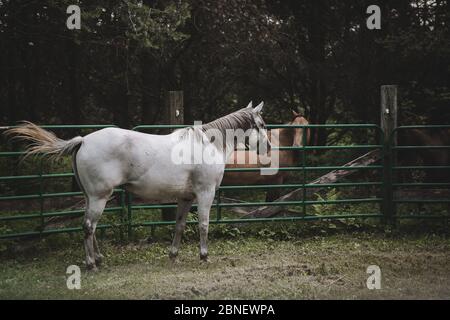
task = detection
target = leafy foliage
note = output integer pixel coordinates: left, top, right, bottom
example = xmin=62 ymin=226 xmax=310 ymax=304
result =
xmin=0 ymin=0 xmax=448 ymax=131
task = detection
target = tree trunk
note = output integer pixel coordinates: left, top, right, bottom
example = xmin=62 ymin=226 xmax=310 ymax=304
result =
xmin=307 ymin=0 xmax=327 ymax=147
xmin=67 ymin=40 xmax=82 ymax=125
xmin=140 ymin=53 xmax=152 ymax=124
xmin=112 ymin=47 xmax=130 ymax=128
xmin=7 ymin=36 xmax=17 ymax=124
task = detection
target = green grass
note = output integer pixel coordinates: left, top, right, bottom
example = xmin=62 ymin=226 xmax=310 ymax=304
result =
xmin=1 ymin=222 xmax=449 ymax=299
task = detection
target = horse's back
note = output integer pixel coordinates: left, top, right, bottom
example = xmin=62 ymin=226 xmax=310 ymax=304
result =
xmin=75 ymin=127 xmax=224 ymax=201
xmin=75 ymin=127 xmax=173 ymax=195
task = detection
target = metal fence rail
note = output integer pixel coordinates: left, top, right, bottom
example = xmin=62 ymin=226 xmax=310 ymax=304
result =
xmin=389 ymin=125 xmax=450 ymax=220
xmin=0 ymin=123 xmax=448 ymax=239
xmin=0 ymin=125 xmax=126 ymax=239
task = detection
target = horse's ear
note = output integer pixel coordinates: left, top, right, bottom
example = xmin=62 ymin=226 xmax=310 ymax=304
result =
xmin=292 ymin=110 xmax=299 ymax=117
xmin=253 ymin=101 xmax=264 ymax=113
xmin=246 ymin=101 xmax=253 ymax=109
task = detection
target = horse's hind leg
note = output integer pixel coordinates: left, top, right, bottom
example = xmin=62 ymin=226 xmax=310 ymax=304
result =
xmin=169 ymin=199 xmax=193 ymax=260
xmin=195 ymin=191 xmax=215 ymax=261
xmin=83 ymin=196 xmax=108 ymax=271
xmin=93 ymin=234 xmax=104 ymax=265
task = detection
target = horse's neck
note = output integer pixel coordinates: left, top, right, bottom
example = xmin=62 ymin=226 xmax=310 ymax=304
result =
xmin=277 ymin=128 xmax=294 ymax=146
xmin=278 ymin=125 xmax=303 ymax=164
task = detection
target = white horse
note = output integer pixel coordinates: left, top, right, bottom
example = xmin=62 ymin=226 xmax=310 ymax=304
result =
xmin=6 ymin=102 xmax=268 ymax=270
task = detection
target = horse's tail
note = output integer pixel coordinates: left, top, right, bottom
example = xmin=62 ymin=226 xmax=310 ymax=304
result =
xmin=4 ymin=121 xmax=83 ymax=160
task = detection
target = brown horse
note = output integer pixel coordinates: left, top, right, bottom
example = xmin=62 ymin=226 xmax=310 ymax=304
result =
xmin=221 ymin=111 xmax=310 ymax=201
xmin=397 ymin=128 xmax=450 ymax=184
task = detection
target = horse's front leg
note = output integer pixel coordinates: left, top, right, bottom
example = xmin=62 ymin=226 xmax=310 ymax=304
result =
xmin=169 ymin=199 xmax=193 ymax=260
xmin=265 ymin=176 xmax=283 ymax=202
xmin=195 ymin=190 xmax=215 ymax=262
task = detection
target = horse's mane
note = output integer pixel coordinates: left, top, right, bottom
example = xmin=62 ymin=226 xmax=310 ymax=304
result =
xmin=178 ymin=107 xmax=255 ymax=146
xmin=202 ymin=108 xmax=254 ymax=134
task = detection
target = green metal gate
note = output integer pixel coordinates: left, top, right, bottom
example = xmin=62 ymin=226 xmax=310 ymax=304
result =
xmin=0 ymin=123 xmax=448 ymax=239
xmin=389 ymin=125 xmax=450 ymax=220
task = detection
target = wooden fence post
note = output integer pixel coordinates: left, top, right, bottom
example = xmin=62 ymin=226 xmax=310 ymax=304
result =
xmin=162 ymin=91 xmax=184 ymax=221
xmin=380 ymin=85 xmax=397 ymax=224
xmin=381 ymin=85 xmax=398 ymax=145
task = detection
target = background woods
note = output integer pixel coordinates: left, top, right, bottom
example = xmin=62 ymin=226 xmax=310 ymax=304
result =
xmin=0 ymin=0 xmax=449 ymax=138
xmin=1 ymin=1 xmax=450 ymax=301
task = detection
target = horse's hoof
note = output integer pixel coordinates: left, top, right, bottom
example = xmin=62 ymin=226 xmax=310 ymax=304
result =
xmin=95 ymin=254 xmax=104 ymax=265
xmin=86 ymin=263 xmax=98 ymax=272
xmin=169 ymin=251 xmax=178 ymax=261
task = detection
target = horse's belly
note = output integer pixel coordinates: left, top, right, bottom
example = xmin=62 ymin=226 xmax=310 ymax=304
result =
xmin=126 ymin=176 xmax=195 ymax=203
xmin=222 ymin=171 xmax=284 ymax=185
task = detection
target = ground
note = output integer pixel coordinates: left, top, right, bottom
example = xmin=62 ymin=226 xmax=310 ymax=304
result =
xmin=1 ymin=223 xmax=449 ymax=300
